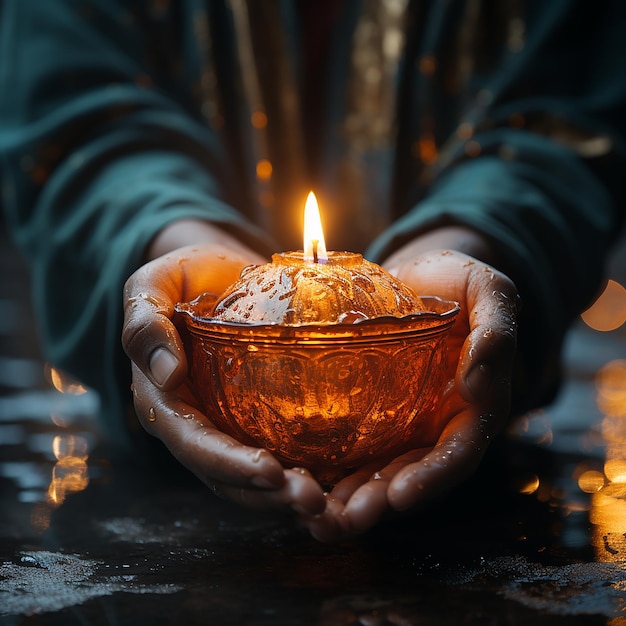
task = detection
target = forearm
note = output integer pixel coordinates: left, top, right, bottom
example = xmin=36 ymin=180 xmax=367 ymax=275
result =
xmin=371 ymin=141 xmax=620 ymax=414
xmin=0 ymin=1 xmax=270 ymax=440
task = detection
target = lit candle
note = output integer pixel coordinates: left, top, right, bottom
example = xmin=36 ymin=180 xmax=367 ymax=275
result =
xmin=303 ymin=191 xmax=328 ymax=264
xmin=208 ymin=191 xmax=425 ymax=325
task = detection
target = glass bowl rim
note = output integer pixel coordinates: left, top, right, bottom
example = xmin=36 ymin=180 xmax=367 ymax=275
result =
xmin=175 ymin=294 xmax=460 ymax=342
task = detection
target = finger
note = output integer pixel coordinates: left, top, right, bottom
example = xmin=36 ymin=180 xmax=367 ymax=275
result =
xmin=122 ymin=245 xmax=255 ymax=390
xmin=122 ymin=254 xmax=191 ymax=390
xmin=132 ymin=364 xmax=285 ymax=489
xmin=367 ymin=447 xmax=432 ymax=482
xmin=330 ymin=464 xmax=378 ymax=504
xmin=387 ymin=251 xmax=518 ymax=408
xmin=123 ymin=301 xmax=188 ymax=391
xmin=342 ymin=477 xmax=390 ymax=534
xmin=300 ymin=495 xmax=350 ymax=543
xmin=387 ymin=406 xmax=497 ymax=512
xmin=219 ymin=468 xmax=326 ymax=515
xmin=338 ymin=447 xmax=430 ymax=532
xmin=458 ymin=264 xmax=518 ymax=405
xmin=329 ymin=443 xmax=428 ymax=505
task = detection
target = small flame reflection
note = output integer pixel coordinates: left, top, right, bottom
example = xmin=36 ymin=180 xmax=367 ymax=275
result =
xmin=587 ymin=359 xmax=626 ymax=560
xmin=44 ymin=363 xmax=88 ymax=395
xmin=25 ymin=368 xmax=92 ymax=532
xmin=48 ymin=435 xmax=89 ymax=505
xmin=577 ymin=470 xmax=605 ymax=493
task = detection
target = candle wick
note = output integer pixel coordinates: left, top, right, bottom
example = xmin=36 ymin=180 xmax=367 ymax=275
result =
xmin=312 ymin=240 xmax=319 ymax=264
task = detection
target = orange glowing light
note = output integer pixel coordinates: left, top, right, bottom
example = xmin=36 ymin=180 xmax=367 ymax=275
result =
xmin=590 ymin=490 xmax=626 ymax=528
xmin=47 ymin=456 xmax=89 ymax=505
xmin=595 ymin=360 xmax=626 ymax=418
xmin=46 ymin=435 xmax=90 ymax=507
xmin=303 ymin=191 xmax=328 ymax=263
xmin=45 ymin=364 xmax=88 ymax=395
xmin=581 ymin=279 xmax=626 ymax=331
xmin=604 ymin=458 xmax=626 ymax=484
xmin=177 ymin=236 xmax=456 ymax=483
xmin=251 ymin=111 xmax=268 ymax=129
xmin=578 ymin=470 xmax=606 ymax=493
xmin=589 ymin=485 xmax=626 ymax=560
xmin=52 ymin=435 xmax=88 ymax=461
xmin=518 ymin=474 xmax=540 ymax=494
xmin=256 ymin=159 xmax=272 ymax=181
xmin=413 ymin=134 xmax=438 ymax=164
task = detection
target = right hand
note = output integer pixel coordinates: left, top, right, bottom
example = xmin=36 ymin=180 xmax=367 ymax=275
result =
xmin=300 ymin=231 xmax=519 ymax=541
xmin=122 ymin=233 xmax=327 ymax=518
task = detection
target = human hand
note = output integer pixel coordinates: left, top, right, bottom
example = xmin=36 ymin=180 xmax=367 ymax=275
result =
xmin=301 ymin=241 xmax=518 ymax=541
xmin=122 ymin=234 xmax=326 ymax=518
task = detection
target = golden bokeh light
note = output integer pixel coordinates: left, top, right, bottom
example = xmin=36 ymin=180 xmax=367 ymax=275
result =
xmin=590 ymin=489 xmax=626 ymax=529
xmin=412 ymin=134 xmax=438 ymax=164
xmin=589 ymin=359 xmax=626 ymax=560
xmin=589 ymin=484 xmax=626 ymax=561
xmin=596 ymin=360 xmax=626 ymax=418
xmin=45 ymin=363 xmax=88 ymax=395
xmin=255 ymin=159 xmax=273 ymax=181
xmin=518 ymin=474 xmax=540 ymax=494
xmin=604 ymin=458 xmax=626 ymax=484
xmin=581 ymin=279 xmax=626 ymax=331
xmin=577 ymin=469 xmax=606 ymax=493
xmin=251 ymin=111 xmax=268 ymax=129
xmin=28 ymin=433 xmax=92 ymax=534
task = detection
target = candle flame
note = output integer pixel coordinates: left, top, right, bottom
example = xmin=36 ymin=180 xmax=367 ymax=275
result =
xmin=303 ymin=191 xmax=328 ymax=263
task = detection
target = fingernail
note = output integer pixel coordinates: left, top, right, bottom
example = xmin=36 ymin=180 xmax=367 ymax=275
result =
xmin=386 ymin=266 xmax=400 ymax=277
xmin=465 ymin=363 xmax=492 ymax=401
xmin=149 ymin=347 xmax=179 ymax=386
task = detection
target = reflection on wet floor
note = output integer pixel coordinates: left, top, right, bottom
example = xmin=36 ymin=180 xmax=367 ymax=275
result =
xmin=588 ymin=358 xmax=626 ymax=562
xmin=1 ymin=225 xmax=626 ymax=624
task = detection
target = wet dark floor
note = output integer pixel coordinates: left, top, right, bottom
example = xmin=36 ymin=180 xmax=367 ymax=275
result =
xmin=2 ymin=222 xmax=626 ymax=626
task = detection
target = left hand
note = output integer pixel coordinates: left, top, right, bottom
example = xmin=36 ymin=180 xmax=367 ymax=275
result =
xmin=300 ymin=246 xmax=519 ymax=541
xmin=122 ymin=220 xmax=327 ymax=518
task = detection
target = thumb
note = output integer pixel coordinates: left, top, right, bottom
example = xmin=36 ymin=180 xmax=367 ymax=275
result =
xmin=457 ymin=266 xmax=519 ymax=406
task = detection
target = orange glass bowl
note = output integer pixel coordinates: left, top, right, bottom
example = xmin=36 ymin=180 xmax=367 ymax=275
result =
xmin=175 ymin=252 xmax=459 ymax=484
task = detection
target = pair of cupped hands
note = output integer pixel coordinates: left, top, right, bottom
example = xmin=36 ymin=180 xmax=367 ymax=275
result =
xmin=122 ymin=220 xmax=518 ymax=541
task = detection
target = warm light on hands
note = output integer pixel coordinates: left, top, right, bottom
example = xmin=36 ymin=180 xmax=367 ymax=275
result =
xmin=121 ymin=242 xmax=327 ymax=518
xmin=299 ymin=247 xmax=518 ymax=541
xmin=120 ymin=222 xmax=518 ymax=542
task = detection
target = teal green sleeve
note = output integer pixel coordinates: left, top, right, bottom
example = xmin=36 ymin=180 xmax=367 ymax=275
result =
xmin=0 ymin=1 xmax=270 ymax=443
xmin=368 ymin=1 xmax=626 ymax=411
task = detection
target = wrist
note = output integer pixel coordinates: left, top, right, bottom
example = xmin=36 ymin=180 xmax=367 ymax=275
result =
xmin=145 ymin=219 xmax=264 ymax=263
xmin=382 ymin=226 xmax=499 ymax=269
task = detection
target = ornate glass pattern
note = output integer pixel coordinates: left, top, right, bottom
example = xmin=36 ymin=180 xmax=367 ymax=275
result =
xmin=176 ymin=253 xmax=459 ymax=484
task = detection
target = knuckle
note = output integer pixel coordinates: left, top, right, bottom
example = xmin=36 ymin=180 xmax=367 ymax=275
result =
xmin=121 ymin=316 xmax=153 ymax=358
xmin=492 ymin=325 xmax=517 ymax=346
